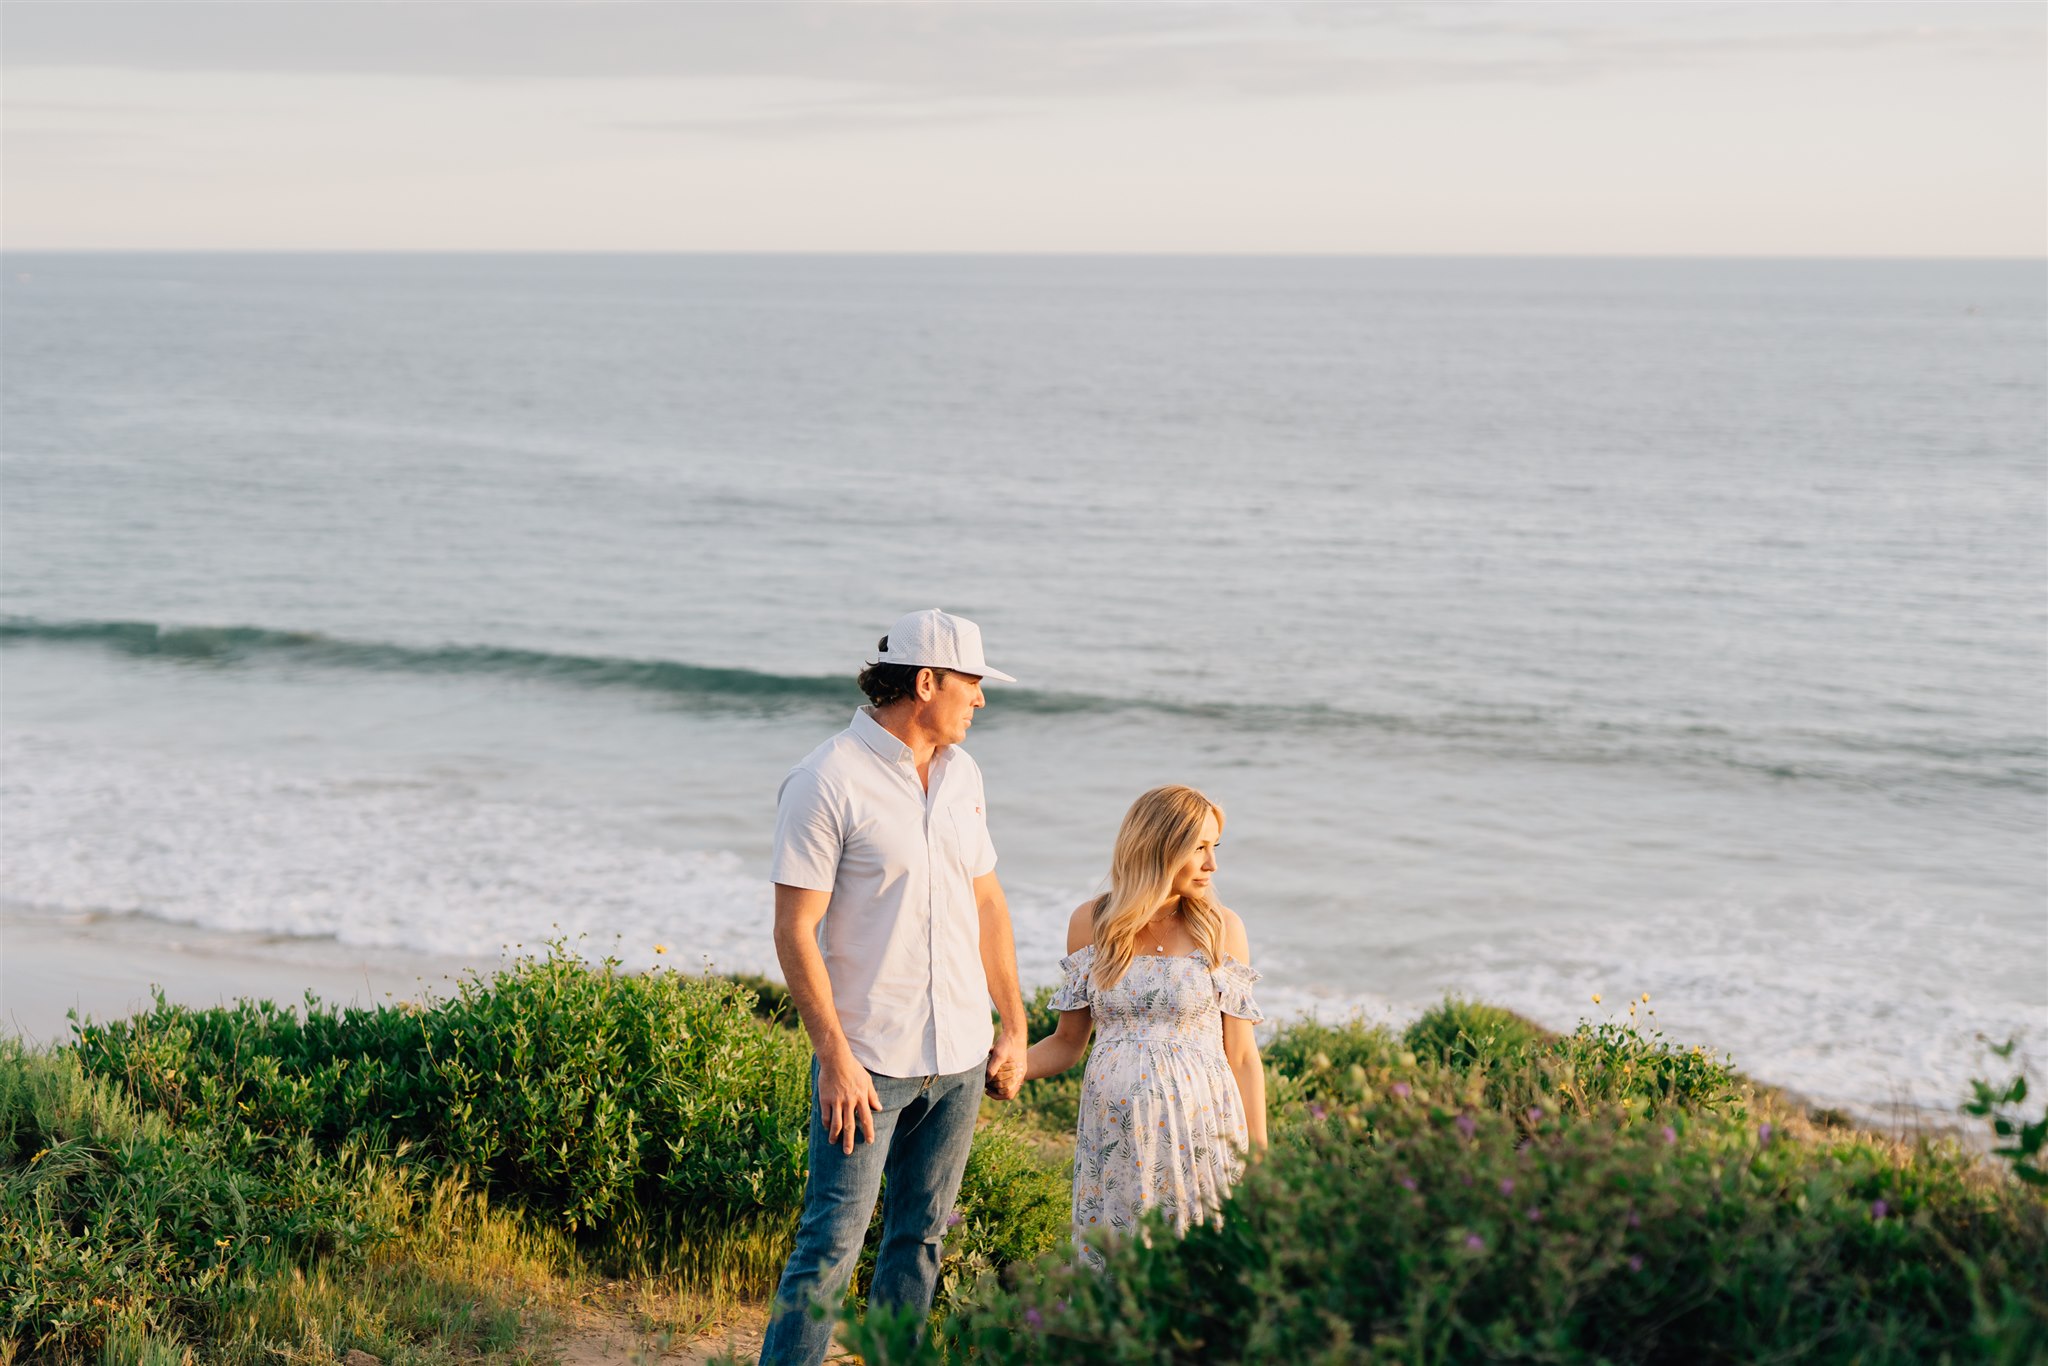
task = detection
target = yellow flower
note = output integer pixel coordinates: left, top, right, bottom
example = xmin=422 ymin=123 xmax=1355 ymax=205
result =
xmin=1591 ymin=993 xmax=1602 ymax=1005
xmin=1641 ymin=992 xmax=1651 ymax=1003
xmin=654 ymin=944 xmax=668 ymax=955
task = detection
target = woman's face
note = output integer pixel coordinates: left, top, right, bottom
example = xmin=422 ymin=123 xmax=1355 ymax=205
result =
xmin=1168 ymin=808 xmax=1222 ymax=905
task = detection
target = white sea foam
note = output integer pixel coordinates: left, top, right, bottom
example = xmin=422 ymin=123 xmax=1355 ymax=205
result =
xmin=2 ymin=733 xmax=778 ymax=978
xmin=1437 ymin=888 xmax=2047 ymax=1125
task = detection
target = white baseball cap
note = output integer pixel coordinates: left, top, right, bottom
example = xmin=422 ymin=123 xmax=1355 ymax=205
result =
xmin=875 ymin=609 xmax=1016 ymax=683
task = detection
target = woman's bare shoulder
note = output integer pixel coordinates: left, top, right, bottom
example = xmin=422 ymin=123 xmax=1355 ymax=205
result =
xmin=1066 ymin=899 xmax=1100 ymax=954
xmin=1215 ymin=905 xmax=1252 ymax=962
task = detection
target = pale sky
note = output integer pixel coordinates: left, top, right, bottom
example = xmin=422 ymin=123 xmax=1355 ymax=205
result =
xmin=3 ymin=1 xmax=2042 ymax=255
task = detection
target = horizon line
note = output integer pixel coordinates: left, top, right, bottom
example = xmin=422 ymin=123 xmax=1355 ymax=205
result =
xmin=3 ymin=247 xmax=2044 ymax=263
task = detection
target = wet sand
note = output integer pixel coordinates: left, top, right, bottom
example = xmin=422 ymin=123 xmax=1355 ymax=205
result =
xmin=1 ymin=904 xmax=476 ymax=1044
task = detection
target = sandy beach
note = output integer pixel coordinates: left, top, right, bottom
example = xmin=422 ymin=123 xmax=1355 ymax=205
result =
xmin=1 ymin=903 xmax=475 ymax=1045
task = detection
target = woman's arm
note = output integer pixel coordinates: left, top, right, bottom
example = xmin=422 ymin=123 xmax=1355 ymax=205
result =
xmin=1223 ymin=1015 xmax=1268 ymax=1150
xmin=1025 ymin=1007 xmax=1093 ymax=1080
xmin=1219 ymin=907 xmax=1268 ymax=1150
xmin=1024 ymin=899 xmax=1101 ymax=1082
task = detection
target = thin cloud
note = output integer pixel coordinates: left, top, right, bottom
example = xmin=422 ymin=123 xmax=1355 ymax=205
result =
xmin=3 ymin=100 xmax=179 ymax=114
xmin=616 ymin=104 xmax=1020 ymax=140
xmin=4 ymin=2 xmax=2027 ymax=107
xmin=3 ymin=0 xmax=2036 ymax=255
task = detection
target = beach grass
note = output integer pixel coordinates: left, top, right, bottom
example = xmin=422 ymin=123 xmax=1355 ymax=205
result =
xmin=4 ymin=952 xmax=2043 ymax=1364
xmin=0 ymin=1038 xmax=575 ymax=1365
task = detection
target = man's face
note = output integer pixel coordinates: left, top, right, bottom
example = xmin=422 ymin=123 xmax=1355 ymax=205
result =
xmin=925 ymin=669 xmax=986 ymax=745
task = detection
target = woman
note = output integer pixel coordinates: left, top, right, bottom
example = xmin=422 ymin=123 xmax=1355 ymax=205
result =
xmin=1023 ymin=784 xmax=1268 ymax=1266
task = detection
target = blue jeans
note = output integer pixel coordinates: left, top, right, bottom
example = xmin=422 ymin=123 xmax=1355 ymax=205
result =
xmin=757 ymin=1056 xmax=984 ymax=1366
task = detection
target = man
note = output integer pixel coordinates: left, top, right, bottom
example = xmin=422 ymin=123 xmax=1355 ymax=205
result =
xmin=758 ymin=608 xmax=1030 ymax=1366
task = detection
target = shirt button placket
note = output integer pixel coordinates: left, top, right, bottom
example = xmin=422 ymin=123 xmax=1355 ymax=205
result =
xmin=918 ymin=759 xmax=939 ymax=1074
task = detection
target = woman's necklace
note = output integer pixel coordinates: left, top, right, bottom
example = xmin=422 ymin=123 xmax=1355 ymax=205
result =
xmin=1146 ymin=906 xmax=1183 ymax=954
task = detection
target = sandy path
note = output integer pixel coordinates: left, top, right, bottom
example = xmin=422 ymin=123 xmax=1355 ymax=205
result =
xmin=547 ymin=1301 xmax=866 ymax=1366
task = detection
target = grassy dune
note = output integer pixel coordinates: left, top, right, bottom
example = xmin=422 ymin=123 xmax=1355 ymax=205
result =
xmin=3 ymin=952 xmax=2043 ymax=1364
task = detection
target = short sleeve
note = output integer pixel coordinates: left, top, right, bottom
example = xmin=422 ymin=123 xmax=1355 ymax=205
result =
xmin=1048 ymin=946 xmax=1095 ymax=1012
xmin=1212 ymin=957 xmax=1264 ymax=1023
xmin=769 ymin=767 xmax=842 ymax=892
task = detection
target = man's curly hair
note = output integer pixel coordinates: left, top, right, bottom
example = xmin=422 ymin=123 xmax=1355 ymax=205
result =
xmin=856 ymin=635 xmax=951 ymax=707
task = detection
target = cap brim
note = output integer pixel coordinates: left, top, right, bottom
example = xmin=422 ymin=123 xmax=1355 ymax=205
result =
xmin=872 ymin=654 xmax=1016 ymax=684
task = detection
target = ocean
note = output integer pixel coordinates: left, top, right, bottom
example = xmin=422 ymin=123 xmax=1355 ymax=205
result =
xmin=2 ymin=252 xmax=2042 ymax=1120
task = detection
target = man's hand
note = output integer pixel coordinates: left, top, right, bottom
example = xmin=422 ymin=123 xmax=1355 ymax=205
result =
xmin=984 ymin=1033 xmax=1027 ymax=1101
xmin=974 ymin=871 xmax=1030 ymax=1102
xmin=819 ymin=1050 xmax=882 ymax=1155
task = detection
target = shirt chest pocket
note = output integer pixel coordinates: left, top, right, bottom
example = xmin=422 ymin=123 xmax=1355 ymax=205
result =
xmin=939 ymin=800 xmax=984 ymax=866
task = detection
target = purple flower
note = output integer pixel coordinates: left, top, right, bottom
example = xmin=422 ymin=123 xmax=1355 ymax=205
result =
xmin=1627 ymin=1210 xmax=1641 ymax=1229
xmin=946 ymin=1211 xmax=963 ymax=1229
xmin=1526 ymin=1106 xmax=1544 ymax=1124
xmin=1464 ymin=1233 xmax=1485 ymax=1252
xmin=1661 ymin=1125 xmax=1677 ymax=1145
xmin=1498 ymin=1178 xmax=1515 ymax=1196
xmin=1398 ymin=1175 xmax=1418 ymax=1191
xmin=1757 ymin=1122 xmax=1773 ymax=1145
xmin=1627 ymin=1255 xmax=1644 ymax=1273
xmin=1456 ymin=1113 xmax=1477 ymax=1139
xmin=1871 ymin=1199 xmax=1889 ymax=1220
xmin=1025 ymin=1308 xmax=1044 ymax=1332
xmin=1391 ymin=1082 xmax=1412 ymax=1099
xmin=1309 ymin=1103 xmax=1327 ymax=1121
xmin=1526 ymin=1206 xmax=1542 ymax=1223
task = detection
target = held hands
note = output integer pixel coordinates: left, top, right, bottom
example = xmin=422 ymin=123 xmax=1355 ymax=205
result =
xmin=819 ymin=1050 xmax=882 ymax=1155
xmin=984 ymin=1033 xmax=1027 ymax=1100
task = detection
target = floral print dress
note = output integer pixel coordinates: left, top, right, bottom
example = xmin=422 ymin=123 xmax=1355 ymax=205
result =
xmin=1048 ymin=944 xmax=1264 ymax=1265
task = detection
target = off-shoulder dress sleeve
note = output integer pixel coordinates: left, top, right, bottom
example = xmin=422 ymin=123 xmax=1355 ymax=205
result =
xmin=1048 ymin=945 xmax=1095 ymax=1011
xmin=1212 ymin=956 xmax=1265 ymax=1022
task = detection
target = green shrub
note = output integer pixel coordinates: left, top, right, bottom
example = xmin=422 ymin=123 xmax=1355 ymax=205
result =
xmin=721 ymin=972 xmax=797 ymax=1027
xmin=1966 ymin=1038 xmax=2048 ymax=1191
xmin=1404 ymin=997 xmax=1551 ymax=1069
xmin=1548 ymin=1016 xmax=1745 ymax=1114
xmin=848 ymin=1040 xmax=2048 ymax=1364
xmin=37 ymin=956 xmax=2048 ymax=1366
xmin=1395 ymin=1001 xmax=1744 ymax=1122
xmin=0 ymin=1040 xmax=396 ymax=1359
xmin=1262 ymin=1015 xmax=1404 ymax=1104
xmin=68 ymin=954 xmax=815 ymax=1236
xmin=62 ymin=949 xmax=1065 ymax=1302
xmin=938 ymin=1119 xmax=1070 ymax=1305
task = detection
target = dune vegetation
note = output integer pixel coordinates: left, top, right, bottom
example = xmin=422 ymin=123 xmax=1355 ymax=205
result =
xmin=3 ymin=950 xmax=2042 ymax=1364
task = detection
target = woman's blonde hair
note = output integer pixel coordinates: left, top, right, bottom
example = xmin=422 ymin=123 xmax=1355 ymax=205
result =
xmin=1091 ymin=785 xmax=1227 ymax=991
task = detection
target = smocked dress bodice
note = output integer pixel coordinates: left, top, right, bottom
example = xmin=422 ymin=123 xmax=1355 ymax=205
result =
xmin=1048 ymin=944 xmax=1263 ymax=1264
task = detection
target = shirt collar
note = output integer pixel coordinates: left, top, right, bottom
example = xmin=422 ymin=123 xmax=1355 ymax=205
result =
xmin=852 ymin=706 xmax=917 ymax=767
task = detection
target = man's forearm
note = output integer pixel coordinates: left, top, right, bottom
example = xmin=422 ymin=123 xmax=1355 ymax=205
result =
xmin=977 ymin=892 xmax=1027 ymax=1039
xmin=774 ymin=920 xmax=852 ymax=1063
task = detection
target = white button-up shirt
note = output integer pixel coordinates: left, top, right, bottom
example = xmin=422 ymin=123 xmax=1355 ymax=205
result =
xmin=770 ymin=707 xmax=999 ymax=1078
